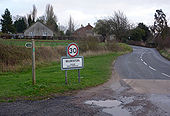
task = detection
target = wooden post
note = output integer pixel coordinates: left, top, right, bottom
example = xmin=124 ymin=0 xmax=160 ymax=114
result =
xmin=32 ymin=39 xmax=36 ymax=85
xmin=65 ymin=71 xmax=68 ymax=85
xmin=78 ymin=69 xmax=80 ymax=83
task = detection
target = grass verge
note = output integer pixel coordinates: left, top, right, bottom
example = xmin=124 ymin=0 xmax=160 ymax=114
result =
xmin=0 ymin=43 xmax=132 ymax=102
xmin=0 ymin=39 xmax=69 ymax=47
xmin=159 ymin=49 xmax=170 ymax=60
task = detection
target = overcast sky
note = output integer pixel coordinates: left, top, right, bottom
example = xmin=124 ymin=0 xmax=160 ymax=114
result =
xmin=0 ymin=0 xmax=170 ymax=28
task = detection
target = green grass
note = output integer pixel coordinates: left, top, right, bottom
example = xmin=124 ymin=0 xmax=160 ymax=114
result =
xmin=0 ymin=52 xmax=123 ymax=101
xmin=160 ymin=49 xmax=170 ymax=60
xmin=0 ymin=39 xmax=69 ymax=47
xmin=0 ymin=42 xmax=132 ymax=101
xmin=118 ymin=43 xmax=133 ymax=53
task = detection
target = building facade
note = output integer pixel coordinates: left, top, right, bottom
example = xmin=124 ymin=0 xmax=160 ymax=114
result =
xmin=73 ymin=23 xmax=94 ymax=37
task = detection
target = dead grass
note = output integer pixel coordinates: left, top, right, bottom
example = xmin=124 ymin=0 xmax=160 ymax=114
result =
xmin=80 ymin=50 xmax=111 ymax=57
xmin=0 ymin=44 xmax=66 ymax=72
xmin=0 ymin=38 xmax=131 ymax=72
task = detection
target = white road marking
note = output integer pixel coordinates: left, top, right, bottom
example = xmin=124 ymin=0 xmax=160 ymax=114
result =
xmin=149 ymin=66 xmax=156 ymax=71
xmin=162 ymin=73 xmax=170 ymax=78
xmin=138 ymin=50 xmax=170 ymax=78
xmin=140 ymin=52 xmax=144 ymax=59
xmin=143 ymin=62 xmax=147 ymax=65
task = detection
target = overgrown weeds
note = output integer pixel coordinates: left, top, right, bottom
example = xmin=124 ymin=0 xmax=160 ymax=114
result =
xmin=78 ymin=36 xmax=101 ymax=52
xmin=0 ymin=44 xmax=65 ymax=72
xmin=0 ymin=37 xmax=131 ymax=72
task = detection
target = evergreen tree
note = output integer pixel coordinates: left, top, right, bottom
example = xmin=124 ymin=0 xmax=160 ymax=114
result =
xmin=27 ymin=14 xmax=34 ymax=27
xmin=0 ymin=8 xmax=15 ymax=33
xmin=137 ymin=23 xmax=151 ymax=42
xmin=14 ymin=18 xmax=27 ymax=33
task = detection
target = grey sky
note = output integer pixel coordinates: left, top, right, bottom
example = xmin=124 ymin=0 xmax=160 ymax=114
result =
xmin=0 ymin=0 xmax=170 ymax=27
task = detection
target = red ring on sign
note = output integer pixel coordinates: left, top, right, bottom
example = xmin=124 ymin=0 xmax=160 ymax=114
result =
xmin=68 ymin=44 xmax=79 ymax=57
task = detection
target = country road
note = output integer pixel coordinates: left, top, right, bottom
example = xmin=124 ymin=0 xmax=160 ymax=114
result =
xmin=1 ymin=46 xmax=170 ymax=116
xmin=115 ymin=45 xmax=170 ymax=80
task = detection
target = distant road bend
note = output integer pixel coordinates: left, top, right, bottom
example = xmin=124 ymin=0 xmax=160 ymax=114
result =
xmin=115 ymin=46 xmax=170 ymax=80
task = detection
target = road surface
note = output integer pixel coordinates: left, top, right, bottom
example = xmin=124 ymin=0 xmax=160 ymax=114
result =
xmin=115 ymin=45 xmax=170 ymax=80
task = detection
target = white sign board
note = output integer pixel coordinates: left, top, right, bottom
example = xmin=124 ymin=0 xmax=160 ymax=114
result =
xmin=25 ymin=42 xmax=32 ymax=48
xmin=61 ymin=56 xmax=84 ymax=70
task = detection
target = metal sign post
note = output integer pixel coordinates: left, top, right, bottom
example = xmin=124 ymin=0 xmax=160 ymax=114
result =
xmin=78 ymin=69 xmax=80 ymax=83
xmin=65 ymin=70 xmax=68 ymax=84
xmin=61 ymin=43 xmax=84 ymax=84
xmin=32 ymin=39 xmax=36 ymax=85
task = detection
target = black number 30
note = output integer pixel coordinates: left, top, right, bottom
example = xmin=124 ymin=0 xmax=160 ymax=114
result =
xmin=69 ymin=48 xmax=77 ymax=54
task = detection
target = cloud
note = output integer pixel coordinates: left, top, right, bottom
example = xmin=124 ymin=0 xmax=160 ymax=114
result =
xmin=1 ymin=0 xmax=170 ymax=27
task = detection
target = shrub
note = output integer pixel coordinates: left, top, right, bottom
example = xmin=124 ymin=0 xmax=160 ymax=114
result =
xmin=105 ymin=40 xmax=119 ymax=51
xmin=0 ymin=44 xmax=66 ymax=72
xmin=78 ymin=36 xmax=100 ymax=52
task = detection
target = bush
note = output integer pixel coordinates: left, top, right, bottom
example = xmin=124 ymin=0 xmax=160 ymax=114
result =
xmin=78 ymin=36 xmax=100 ymax=52
xmin=0 ymin=44 xmax=66 ymax=72
xmin=105 ymin=40 xmax=120 ymax=51
xmin=156 ymin=37 xmax=170 ymax=49
xmin=0 ymin=44 xmax=31 ymax=65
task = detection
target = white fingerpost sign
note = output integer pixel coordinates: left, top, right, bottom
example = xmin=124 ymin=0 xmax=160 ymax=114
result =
xmin=61 ymin=43 xmax=84 ymax=84
xmin=25 ymin=42 xmax=32 ymax=48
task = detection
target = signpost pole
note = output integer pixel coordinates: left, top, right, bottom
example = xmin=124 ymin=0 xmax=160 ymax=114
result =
xmin=65 ymin=71 xmax=68 ymax=85
xmin=61 ymin=43 xmax=83 ymax=85
xmin=78 ymin=69 xmax=80 ymax=83
xmin=32 ymin=39 xmax=36 ymax=85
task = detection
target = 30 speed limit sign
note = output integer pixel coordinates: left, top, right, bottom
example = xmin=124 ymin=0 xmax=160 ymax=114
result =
xmin=67 ymin=43 xmax=79 ymax=57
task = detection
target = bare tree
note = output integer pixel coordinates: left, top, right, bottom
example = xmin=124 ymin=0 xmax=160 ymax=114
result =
xmin=151 ymin=9 xmax=168 ymax=39
xmin=68 ymin=15 xmax=75 ymax=33
xmin=26 ymin=5 xmax=37 ymax=27
xmin=108 ymin=11 xmax=130 ymax=41
xmin=66 ymin=15 xmax=75 ymax=36
xmin=45 ymin=4 xmax=58 ymax=32
xmin=37 ymin=15 xmax=45 ymax=24
xmin=150 ymin=9 xmax=168 ymax=48
xmin=45 ymin=4 xmax=57 ymax=23
xmin=94 ymin=11 xmax=130 ymax=42
xmin=32 ymin=4 xmax=37 ymax=22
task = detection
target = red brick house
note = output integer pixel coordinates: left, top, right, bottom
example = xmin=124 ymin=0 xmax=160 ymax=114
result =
xmin=73 ymin=23 xmax=94 ymax=37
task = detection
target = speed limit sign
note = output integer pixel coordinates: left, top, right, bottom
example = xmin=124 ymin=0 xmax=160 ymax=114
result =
xmin=67 ymin=43 xmax=79 ymax=57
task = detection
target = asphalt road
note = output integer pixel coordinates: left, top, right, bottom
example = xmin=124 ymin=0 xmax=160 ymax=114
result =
xmin=115 ymin=46 xmax=170 ymax=80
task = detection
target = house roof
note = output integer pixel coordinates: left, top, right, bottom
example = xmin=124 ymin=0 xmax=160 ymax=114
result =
xmin=74 ymin=23 xmax=93 ymax=34
xmin=24 ymin=22 xmax=53 ymax=36
xmin=24 ymin=22 xmax=53 ymax=33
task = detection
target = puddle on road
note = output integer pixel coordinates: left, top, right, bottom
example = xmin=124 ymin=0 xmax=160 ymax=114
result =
xmin=85 ymin=100 xmax=131 ymax=116
xmin=85 ymin=100 xmax=121 ymax=107
xmin=103 ymin=107 xmax=131 ymax=116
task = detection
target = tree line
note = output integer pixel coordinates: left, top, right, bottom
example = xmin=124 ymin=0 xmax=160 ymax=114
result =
xmin=94 ymin=11 xmax=152 ymax=43
xmin=94 ymin=9 xmax=169 ymax=49
xmin=0 ymin=4 xmax=75 ymax=37
xmin=0 ymin=5 xmax=169 ymax=49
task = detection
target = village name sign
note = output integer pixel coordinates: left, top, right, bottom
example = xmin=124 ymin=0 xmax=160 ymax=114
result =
xmin=61 ymin=43 xmax=84 ymax=84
